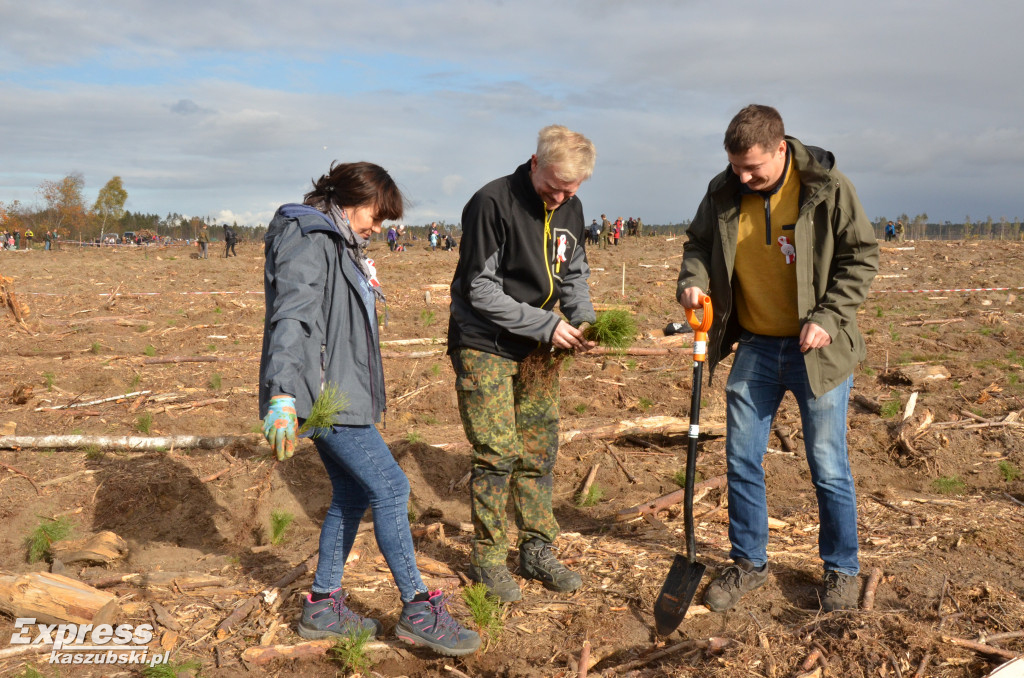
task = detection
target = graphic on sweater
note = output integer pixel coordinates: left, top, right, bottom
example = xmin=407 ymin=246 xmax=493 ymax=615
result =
xmin=777 ymin=236 xmax=795 ymax=265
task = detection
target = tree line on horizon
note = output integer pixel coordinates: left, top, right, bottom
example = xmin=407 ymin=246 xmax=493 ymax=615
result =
xmin=2 ymin=173 xmax=1020 ymax=244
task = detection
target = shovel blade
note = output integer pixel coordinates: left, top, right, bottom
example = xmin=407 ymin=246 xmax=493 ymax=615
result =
xmin=653 ymin=555 xmax=707 ymax=636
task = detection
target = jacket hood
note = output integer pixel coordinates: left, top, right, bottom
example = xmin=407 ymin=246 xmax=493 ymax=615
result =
xmin=268 ymin=203 xmax=340 ymax=239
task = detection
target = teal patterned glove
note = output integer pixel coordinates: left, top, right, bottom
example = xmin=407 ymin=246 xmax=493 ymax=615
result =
xmin=262 ymin=395 xmax=297 ymax=461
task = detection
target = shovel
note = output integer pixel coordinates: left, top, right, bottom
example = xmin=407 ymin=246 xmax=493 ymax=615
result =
xmin=654 ymin=293 xmax=713 ymax=636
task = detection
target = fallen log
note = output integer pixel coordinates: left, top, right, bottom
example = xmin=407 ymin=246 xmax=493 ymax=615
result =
xmin=241 ymin=639 xmax=398 ymax=666
xmin=143 ymin=355 xmax=243 ymax=364
xmin=0 ymin=571 xmax=118 ymax=625
xmin=561 ymin=415 xmax=725 ymax=446
xmin=615 ymin=474 xmax=727 ymax=522
xmin=0 ymin=433 xmax=260 ymax=451
xmin=942 ymin=635 xmax=1020 ymax=660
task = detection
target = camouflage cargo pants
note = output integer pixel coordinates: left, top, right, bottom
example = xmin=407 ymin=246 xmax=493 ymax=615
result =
xmin=452 ymin=348 xmax=560 ymax=567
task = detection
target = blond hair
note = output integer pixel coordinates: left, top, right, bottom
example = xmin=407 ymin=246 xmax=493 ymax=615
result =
xmin=535 ymin=125 xmax=596 ymax=182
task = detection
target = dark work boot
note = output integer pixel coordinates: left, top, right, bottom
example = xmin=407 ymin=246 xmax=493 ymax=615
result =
xmin=822 ymin=571 xmax=860 ymax=611
xmin=467 ymin=563 xmax=522 ymax=603
xmin=519 ymin=538 xmax=582 ymax=593
xmin=703 ymin=558 xmax=769 ymax=612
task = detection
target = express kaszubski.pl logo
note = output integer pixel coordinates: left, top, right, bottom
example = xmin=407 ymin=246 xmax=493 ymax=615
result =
xmin=10 ymin=618 xmax=170 ymax=666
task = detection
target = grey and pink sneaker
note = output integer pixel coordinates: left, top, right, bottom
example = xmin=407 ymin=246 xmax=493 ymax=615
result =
xmin=396 ymin=590 xmax=481 ymax=656
xmin=297 ymin=588 xmax=382 ymax=640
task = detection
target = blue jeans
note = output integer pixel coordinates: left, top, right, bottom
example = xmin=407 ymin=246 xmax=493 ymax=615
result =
xmin=311 ymin=425 xmax=426 ymax=602
xmin=724 ymin=332 xmax=859 ymax=575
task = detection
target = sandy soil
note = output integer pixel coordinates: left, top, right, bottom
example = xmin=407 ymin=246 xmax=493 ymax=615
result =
xmin=0 ymin=236 xmax=1022 ymax=677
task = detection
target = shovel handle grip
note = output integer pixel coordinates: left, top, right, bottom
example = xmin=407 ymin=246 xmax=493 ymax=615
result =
xmin=686 ymin=295 xmax=713 ymax=360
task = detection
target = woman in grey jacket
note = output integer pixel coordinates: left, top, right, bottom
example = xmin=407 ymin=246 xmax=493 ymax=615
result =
xmin=259 ymin=162 xmax=478 ymax=657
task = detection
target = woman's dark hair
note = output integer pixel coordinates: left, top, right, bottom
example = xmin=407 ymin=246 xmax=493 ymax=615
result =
xmin=304 ymin=161 xmax=404 ymax=221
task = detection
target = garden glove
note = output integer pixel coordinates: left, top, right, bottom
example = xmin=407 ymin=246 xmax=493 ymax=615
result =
xmin=262 ymin=395 xmax=297 ymax=461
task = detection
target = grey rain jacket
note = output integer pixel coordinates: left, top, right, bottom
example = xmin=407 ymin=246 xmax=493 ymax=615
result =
xmin=677 ymin=137 xmax=879 ymax=398
xmin=448 ymin=160 xmax=596 ymax=361
xmin=259 ymin=204 xmax=386 ymax=425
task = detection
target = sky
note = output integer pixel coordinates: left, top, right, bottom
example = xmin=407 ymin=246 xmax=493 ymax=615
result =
xmin=2 ymin=1 xmax=1023 ymax=228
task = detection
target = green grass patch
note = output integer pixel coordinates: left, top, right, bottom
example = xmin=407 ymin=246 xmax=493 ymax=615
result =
xmin=574 ymin=404 xmax=588 ymax=414
xmin=208 ymin=373 xmax=222 ymax=390
xmin=143 ymin=344 xmax=156 ymax=357
xmin=206 ymin=343 xmax=217 ymax=352
xmin=84 ymin=444 xmax=104 ymax=461
xmin=141 ymin=659 xmax=202 ymax=678
xmin=329 ymin=627 xmax=375 ymax=674
xmin=880 ymin=399 xmax=902 ymax=419
xmin=875 ymin=306 xmax=884 ymax=317
xmin=584 ymin=309 xmax=637 ymax=349
xmin=420 ymin=309 xmax=436 ymax=326
xmin=462 ymin=582 xmax=503 ymax=645
xmin=429 ymin=363 xmax=441 ymax=377
xmin=406 ymin=431 xmax=423 ymax=444
xmin=25 ymin=516 xmax=73 ymax=563
xmin=638 ymin=397 xmax=653 ymax=411
xmin=11 ymin=666 xmax=46 ymax=678
xmin=136 ymin=323 xmax=149 ymax=333
xmin=672 ymin=468 xmax=703 ymax=489
xmin=43 ymin=372 xmax=55 ymax=391
xmin=90 ymin=341 xmax=102 ymax=354
xmin=998 ymin=460 xmax=1021 ymax=482
xmin=136 ymin=411 xmax=153 ymax=434
xmin=270 ymin=510 xmax=295 ymax=545
xmin=862 ymin=365 xmax=876 ymax=377
xmin=576 ymin=484 xmax=605 ymax=507
xmin=932 ymin=475 xmax=966 ymax=495
xmin=299 ymin=383 xmax=350 ymax=437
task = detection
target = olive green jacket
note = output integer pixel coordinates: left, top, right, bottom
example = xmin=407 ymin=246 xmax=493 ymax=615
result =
xmin=676 ymin=137 xmax=878 ymax=397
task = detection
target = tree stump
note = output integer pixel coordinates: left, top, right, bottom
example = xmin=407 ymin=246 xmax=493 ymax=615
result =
xmin=50 ymin=531 xmax=128 ymax=565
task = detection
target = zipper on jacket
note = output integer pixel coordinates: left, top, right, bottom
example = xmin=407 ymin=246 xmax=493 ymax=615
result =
xmin=763 ymin=196 xmax=771 ymax=246
xmin=540 ymin=206 xmax=555 ymax=308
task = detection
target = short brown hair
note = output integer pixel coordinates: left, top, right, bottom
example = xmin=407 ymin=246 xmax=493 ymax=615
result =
xmin=304 ymin=161 xmax=404 ymax=221
xmin=723 ymin=105 xmax=785 ymax=155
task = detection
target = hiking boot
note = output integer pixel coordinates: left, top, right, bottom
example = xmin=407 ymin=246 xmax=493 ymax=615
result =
xmin=822 ymin=571 xmax=859 ymax=611
xmin=297 ymin=588 xmax=382 ymax=640
xmin=703 ymin=558 xmax=769 ymax=612
xmin=396 ymin=590 xmax=481 ymax=656
xmin=467 ymin=563 xmax=522 ymax=602
xmin=519 ymin=538 xmax=582 ymax=593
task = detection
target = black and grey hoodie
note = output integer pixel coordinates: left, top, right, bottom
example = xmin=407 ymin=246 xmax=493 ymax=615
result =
xmin=448 ymin=160 xmax=596 ymax=361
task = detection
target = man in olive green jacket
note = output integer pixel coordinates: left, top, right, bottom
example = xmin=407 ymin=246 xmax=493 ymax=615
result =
xmin=677 ymin=104 xmax=878 ymax=614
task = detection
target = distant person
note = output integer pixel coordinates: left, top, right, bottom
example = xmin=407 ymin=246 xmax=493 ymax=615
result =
xmin=677 ymin=104 xmax=878 ymax=613
xmin=14 ymin=230 xmax=20 ymax=250
xmin=44 ymin=230 xmax=52 ymax=251
xmin=449 ymin=124 xmax=597 ymax=602
xmin=588 ymin=218 xmax=600 ymax=245
xmin=884 ymin=221 xmax=895 ymax=242
xmin=636 ymin=217 xmax=644 ymax=237
xmin=894 ymin=220 xmax=905 ymax=242
xmin=429 ymin=223 xmax=439 ymax=251
xmin=386 ymin=225 xmax=398 ymax=251
xmin=198 ymin=226 xmax=210 ymax=259
xmin=24 ymin=229 xmax=33 ymax=249
xmin=600 ymin=214 xmax=611 ymax=249
xmin=613 ymin=217 xmax=622 ymax=246
xmin=223 ymin=224 xmax=238 ymax=257
xmin=259 ymin=160 xmax=479 ymax=656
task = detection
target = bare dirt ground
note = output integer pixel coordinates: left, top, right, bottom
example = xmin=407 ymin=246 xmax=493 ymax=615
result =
xmin=0 ymin=236 xmax=1022 ymax=677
